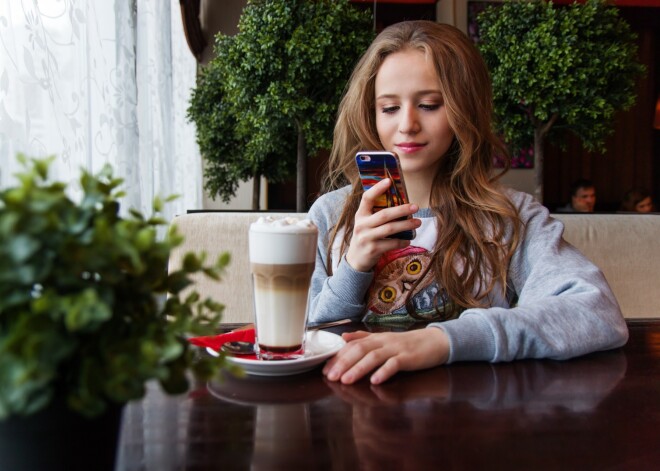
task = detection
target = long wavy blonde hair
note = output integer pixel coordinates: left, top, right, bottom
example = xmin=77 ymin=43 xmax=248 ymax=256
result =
xmin=323 ymin=21 xmax=521 ymax=317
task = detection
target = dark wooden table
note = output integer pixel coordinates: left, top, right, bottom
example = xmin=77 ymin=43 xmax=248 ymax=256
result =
xmin=116 ymin=319 xmax=660 ymax=470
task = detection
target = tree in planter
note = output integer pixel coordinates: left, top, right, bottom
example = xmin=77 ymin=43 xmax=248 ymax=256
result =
xmin=188 ymin=0 xmax=373 ymax=211
xmin=477 ymin=0 xmax=645 ymax=202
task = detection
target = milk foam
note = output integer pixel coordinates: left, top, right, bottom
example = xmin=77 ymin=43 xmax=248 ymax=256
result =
xmin=250 ymin=216 xmax=316 ymax=233
xmin=249 ymin=216 xmax=317 ymax=265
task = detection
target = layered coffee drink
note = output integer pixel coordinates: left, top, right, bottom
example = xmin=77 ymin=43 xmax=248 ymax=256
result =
xmin=249 ymin=216 xmax=318 ymax=360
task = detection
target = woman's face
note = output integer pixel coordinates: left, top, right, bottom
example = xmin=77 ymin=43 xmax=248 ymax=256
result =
xmin=635 ymin=197 xmax=653 ymax=213
xmin=374 ymin=49 xmax=455 ymax=179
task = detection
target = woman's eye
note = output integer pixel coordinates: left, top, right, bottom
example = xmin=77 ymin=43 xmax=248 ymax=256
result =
xmin=381 ymin=106 xmax=399 ymax=114
xmin=420 ymin=103 xmax=441 ymax=111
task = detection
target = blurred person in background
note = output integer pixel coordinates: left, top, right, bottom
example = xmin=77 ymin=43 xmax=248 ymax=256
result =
xmin=620 ymin=188 xmax=654 ymax=213
xmin=556 ymin=179 xmax=596 ymax=213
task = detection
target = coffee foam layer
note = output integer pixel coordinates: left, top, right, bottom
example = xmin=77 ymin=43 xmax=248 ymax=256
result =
xmin=250 ymin=216 xmax=316 ymax=233
xmin=249 ymin=217 xmax=318 ymax=265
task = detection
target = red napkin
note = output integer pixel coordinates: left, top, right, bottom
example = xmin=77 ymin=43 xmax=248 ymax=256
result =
xmin=189 ymin=328 xmax=257 ymax=358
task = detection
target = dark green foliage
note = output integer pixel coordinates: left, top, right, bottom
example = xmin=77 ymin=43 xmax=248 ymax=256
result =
xmin=0 ymin=155 xmax=229 ymax=419
xmin=478 ymin=0 xmax=645 ymax=153
xmin=187 ymin=0 xmax=374 ymax=206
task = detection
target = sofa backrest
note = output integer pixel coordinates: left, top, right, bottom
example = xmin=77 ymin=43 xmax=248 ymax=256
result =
xmin=552 ymin=213 xmax=659 ymax=319
xmin=169 ymin=212 xmax=659 ymax=322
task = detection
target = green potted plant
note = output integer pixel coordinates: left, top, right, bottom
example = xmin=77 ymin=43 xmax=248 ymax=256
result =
xmin=477 ymin=0 xmax=644 ymax=202
xmin=187 ymin=0 xmax=374 ymax=211
xmin=0 ymin=156 xmax=229 ymax=471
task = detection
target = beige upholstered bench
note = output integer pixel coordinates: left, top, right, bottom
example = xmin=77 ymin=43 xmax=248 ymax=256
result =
xmin=169 ymin=211 xmax=660 ymax=322
xmin=168 ymin=212 xmax=299 ymax=323
xmin=553 ymin=213 xmax=659 ymax=320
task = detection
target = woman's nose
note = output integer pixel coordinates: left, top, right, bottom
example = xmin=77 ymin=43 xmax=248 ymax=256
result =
xmin=399 ymin=107 xmax=420 ymax=134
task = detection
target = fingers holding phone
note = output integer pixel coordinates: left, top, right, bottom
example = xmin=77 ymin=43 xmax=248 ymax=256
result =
xmin=358 ymin=178 xmax=419 ymax=234
xmin=346 ymin=152 xmax=421 ymax=273
xmin=348 ymin=193 xmax=419 ymax=272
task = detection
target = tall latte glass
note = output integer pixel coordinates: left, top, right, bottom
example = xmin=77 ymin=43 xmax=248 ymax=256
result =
xmin=248 ymin=217 xmax=318 ymax=360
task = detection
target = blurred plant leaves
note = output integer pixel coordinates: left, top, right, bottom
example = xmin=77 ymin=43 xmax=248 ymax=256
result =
xmin=0 ymin=155 xmax=230 ymax=419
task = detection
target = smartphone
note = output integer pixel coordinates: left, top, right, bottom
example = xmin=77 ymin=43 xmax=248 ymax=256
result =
xmin=355 ymin=151 xmax=416 ymax=240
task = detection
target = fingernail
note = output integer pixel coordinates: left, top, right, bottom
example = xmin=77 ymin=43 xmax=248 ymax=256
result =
xmin=410 ymin=204 xmax=418 ymax=212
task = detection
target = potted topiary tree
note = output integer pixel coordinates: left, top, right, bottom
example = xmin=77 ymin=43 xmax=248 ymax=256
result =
xmin=477 ymin=0 xmax=645 ymax=202
xmin=187 ymin=0 xmax=374 ymax=211
xmin=0 ymin=156 xmax=230 ymax=471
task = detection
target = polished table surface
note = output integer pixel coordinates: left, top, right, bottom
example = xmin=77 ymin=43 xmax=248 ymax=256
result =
xmin=116 ymin=319 xmax=660 ymax=470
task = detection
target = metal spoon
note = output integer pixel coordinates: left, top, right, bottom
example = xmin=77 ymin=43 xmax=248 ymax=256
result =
xmin=220 ymin=319 xmax=351 ymax=356
xmin=221 ymin=341 xmax=256 ymax=355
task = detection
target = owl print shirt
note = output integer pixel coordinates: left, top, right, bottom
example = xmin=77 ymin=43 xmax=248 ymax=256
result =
xmin=349 ymin=215 xmax=458 ymax=324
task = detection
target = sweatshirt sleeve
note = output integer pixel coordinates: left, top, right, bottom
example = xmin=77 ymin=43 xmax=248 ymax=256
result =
xmin=432 ymin=191 xmax=629 ymax=363
xmin=307 ymin=189 xmax=373 ymax=324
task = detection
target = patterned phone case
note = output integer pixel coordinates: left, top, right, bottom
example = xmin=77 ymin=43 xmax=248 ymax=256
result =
xmin=355 ymin=151 xmax=415 ymax=240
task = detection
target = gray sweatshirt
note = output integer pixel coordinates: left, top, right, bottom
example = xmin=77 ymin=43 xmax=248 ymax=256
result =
xmin=307 ymin=185 xmax=628 ymax=363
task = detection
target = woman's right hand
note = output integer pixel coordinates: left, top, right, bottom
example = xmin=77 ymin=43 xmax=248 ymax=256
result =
xmin=345 ymin=178 xmax=421 ymax=273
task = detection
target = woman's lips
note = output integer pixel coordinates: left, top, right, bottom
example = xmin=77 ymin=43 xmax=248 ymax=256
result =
xmin=395 ymin=142 xmax=425 ymax=153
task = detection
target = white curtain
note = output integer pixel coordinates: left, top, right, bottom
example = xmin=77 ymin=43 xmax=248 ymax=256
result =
xmin=0 ymin=0 xmax=202 ymax=220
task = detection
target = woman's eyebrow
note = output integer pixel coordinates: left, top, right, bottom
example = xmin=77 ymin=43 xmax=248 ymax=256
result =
xmin=376 ymin=90 xmax=442 ymax=100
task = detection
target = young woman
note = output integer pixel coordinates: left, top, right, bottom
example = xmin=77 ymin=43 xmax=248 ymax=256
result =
xmin=307 ymin=21 xmax=627 ymax=385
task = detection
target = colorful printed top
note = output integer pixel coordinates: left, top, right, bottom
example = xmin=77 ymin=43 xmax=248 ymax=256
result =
xmin=348 ymin=214 xmax=457 ymax=324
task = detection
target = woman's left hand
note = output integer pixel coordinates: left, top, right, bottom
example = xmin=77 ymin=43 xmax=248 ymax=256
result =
xmin=322 ymin=328 xmax=450 ymax=384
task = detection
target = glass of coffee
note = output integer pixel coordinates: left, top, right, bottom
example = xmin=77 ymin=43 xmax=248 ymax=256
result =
xmin=248 ymin=217 xmax=318 ymax=360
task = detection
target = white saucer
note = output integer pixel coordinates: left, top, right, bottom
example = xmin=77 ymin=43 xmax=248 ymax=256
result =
xmin=206 ymin=330 xmax=345 ymax=377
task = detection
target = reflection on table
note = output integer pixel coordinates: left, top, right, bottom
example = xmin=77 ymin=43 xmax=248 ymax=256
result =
xmin=116 ymin=320 xmax=660 ymax=470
